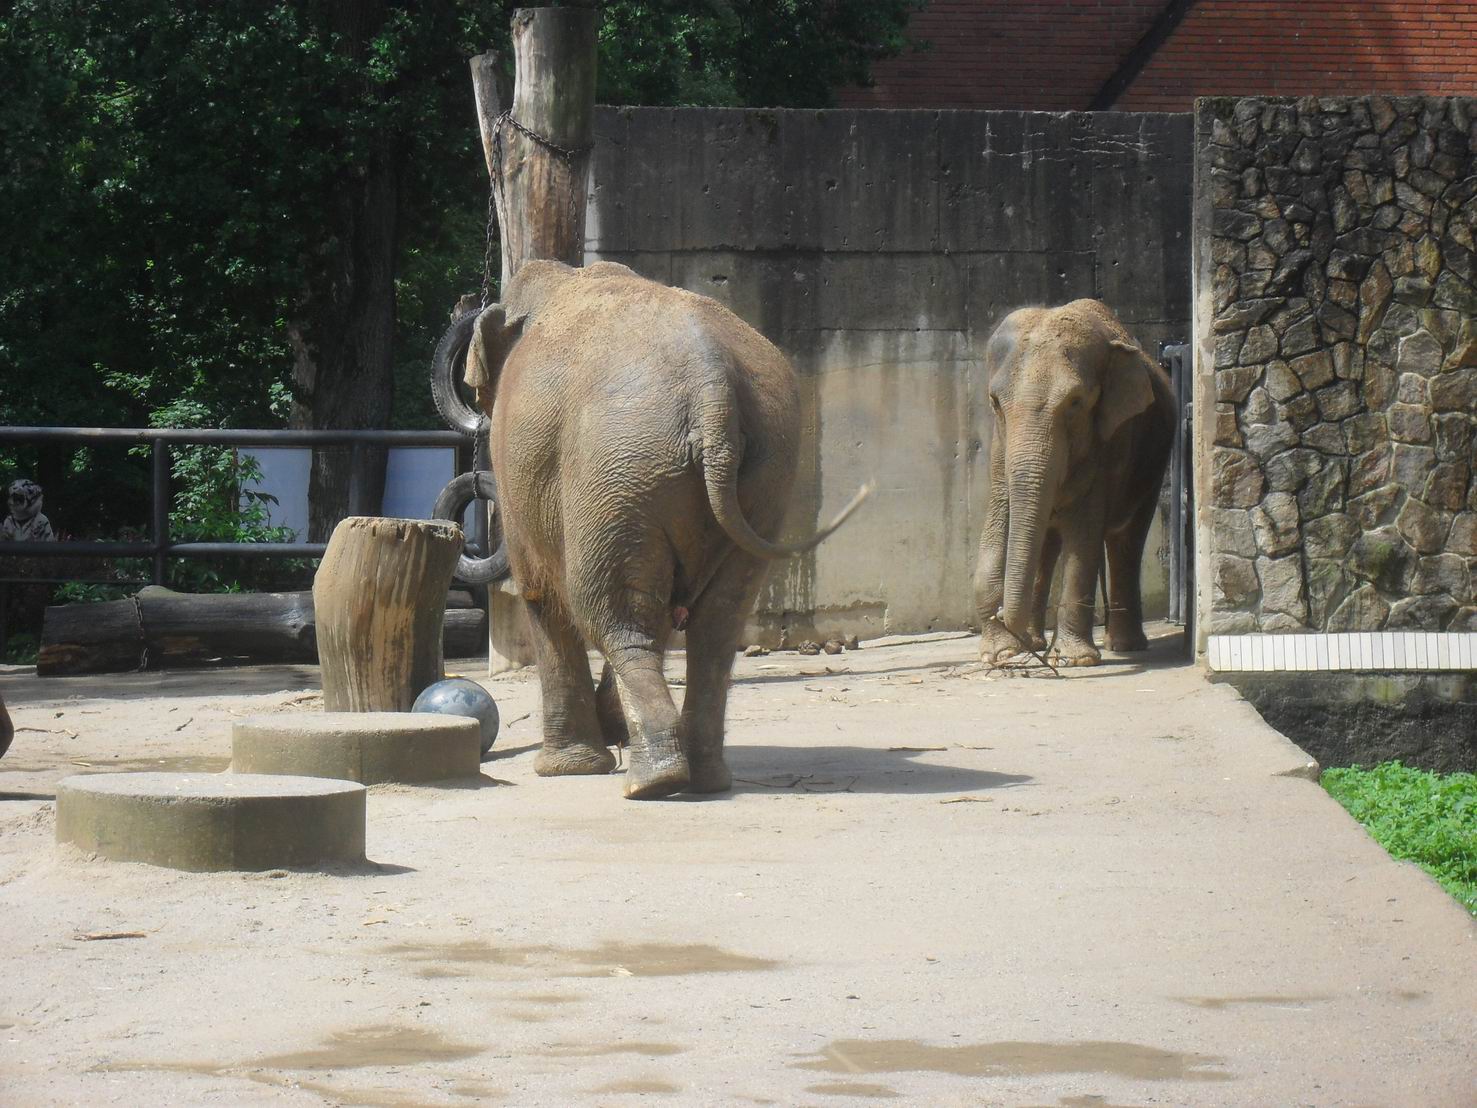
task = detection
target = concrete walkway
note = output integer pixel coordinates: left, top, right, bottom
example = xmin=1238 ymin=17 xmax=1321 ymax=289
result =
xmin=0 ymin=628 xmax=1473 ymax=1105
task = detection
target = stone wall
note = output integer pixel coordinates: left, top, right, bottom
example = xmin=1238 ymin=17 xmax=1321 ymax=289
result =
xmin=1194 ymin=96 xmax=1477 ymax=638
xmin=588 ymin=107 xmax=1192 ymax=642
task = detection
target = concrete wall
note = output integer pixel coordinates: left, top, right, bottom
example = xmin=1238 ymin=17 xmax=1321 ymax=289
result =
xmin=587 ymin=107 xmax=1192 ymax=643
xmin=1193 ymin=96 xmax=1477 ymax=641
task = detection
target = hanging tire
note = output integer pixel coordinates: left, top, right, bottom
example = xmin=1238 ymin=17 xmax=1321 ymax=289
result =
xmin=433 ymin=470 xmax=510 ymax=584
xmin=431 ymin=309 xmax=484 ymax=437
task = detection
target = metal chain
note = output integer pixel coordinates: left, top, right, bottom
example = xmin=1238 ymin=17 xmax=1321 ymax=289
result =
xmin=487 ymin=110 xmax=592 ymax=284
xmin=131 ymin=594 xmax=149 ymax=672
xmin=480 ymin=185 xmax=497 ymax=309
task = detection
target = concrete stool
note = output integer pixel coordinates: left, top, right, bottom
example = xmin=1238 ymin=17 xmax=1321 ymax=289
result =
xmin=231 ymin=712 xmax=481 ymax=785
xmin=56 ymin=772 xmax=365 ymax=872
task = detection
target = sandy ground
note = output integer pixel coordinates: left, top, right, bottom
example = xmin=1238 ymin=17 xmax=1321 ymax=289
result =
xmin=0 ymin=626 xmax=1474 ymax=1107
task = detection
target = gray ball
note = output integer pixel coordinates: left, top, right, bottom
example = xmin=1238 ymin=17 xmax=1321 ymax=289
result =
xmin=412 ymin=677 xmax=499 ymax=757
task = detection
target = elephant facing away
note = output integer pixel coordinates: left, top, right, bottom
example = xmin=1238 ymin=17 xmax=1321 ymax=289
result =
xmin=466 ymin=260 xmax=866 ymax=799
xmin=974 ymin=299 xmax=1175 ymax=666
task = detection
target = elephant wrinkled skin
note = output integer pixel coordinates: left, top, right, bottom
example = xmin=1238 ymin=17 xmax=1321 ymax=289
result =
xmin=466 ymin=261 xmax=865 ymax=799
xmin=973 ymin=299 xmax=1175 ymax=667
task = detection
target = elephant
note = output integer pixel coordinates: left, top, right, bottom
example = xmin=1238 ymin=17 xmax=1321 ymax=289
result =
xmin=973 ymin=299 xmax=1175 ymax=666
xmin=464 ymin=260 xmax=866 ymax=799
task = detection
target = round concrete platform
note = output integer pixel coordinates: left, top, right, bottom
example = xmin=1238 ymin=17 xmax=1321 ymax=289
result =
xmin=56 ymin=772 xmax=365 ymax=872
xmin=231 ymin=712 xmax=481 ymax=785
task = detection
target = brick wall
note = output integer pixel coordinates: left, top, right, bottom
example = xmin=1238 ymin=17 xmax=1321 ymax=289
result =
xmin=1123 ymin=1 xmax=1477 ymax=111
xmin=840 ymin=1 xmax=1477 ymax=112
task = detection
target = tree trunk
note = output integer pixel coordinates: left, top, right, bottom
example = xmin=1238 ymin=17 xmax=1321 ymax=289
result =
xmin=288 ymin=0 xmax=397 ymax=542
xmin=38 ymin=586 xmax=485 ymax=676
xmin=473 ymin=7 xmax=598 ymax=288
xmin=470 ymin=7 xmax=597 ymax=675
xmin=314 ymin=516 xmax=464 ymax=711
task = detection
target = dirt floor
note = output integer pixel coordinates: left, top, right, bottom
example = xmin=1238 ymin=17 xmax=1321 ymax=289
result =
xmin=1 ymin=626 xmax=1474 ymax=1106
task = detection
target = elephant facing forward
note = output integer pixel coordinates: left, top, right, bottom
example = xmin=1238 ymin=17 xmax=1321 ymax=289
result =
xmin=974 ymin=299 xmax=1175 ymax=666
xmin=466 ymin=260 xmax=865 ymax=799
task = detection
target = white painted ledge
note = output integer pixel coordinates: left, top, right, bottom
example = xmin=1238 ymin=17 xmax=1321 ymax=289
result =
xmin=1207 ymin=632 xmax=1477 ymax=672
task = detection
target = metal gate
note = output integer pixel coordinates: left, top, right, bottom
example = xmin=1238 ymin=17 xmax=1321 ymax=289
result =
xmin=1160 ymin=343 xmax=1194 ymax=648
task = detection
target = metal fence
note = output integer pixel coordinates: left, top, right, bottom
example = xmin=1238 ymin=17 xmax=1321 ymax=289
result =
xmin=0 ymin=426 xmax=474 ymax=652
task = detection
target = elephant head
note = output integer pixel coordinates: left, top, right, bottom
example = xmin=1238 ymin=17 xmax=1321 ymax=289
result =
xmin=982 ymin=299 xmax=1158 ymax=641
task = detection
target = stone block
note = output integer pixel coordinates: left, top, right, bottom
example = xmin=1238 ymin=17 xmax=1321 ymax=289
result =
xmin=1410 ymin=554 xmax=1470 ymax=597
xmin=1251 ymin=492 xmax=1301 ymax=556
xmin=1396 ymin=330 xmax=1445 ymax=376
xmin=1304 ymin=513 xmax=1360 ymax=559
xmin=1213 ymin=554 xmax=1260 ymax=609
xmin=1343 ymin=414 xmax=1388 ymax=455
xmin=1424 ymin=463 xmax=1471 ymax=512
xmin=1300 ymin=421 xmax=1345 ymax=454
xmin=1290 ymin=349 xmax=1335 ymax=389
xmin=1387 ymin=404 xmax=1432 ymax=443
xmin=1327 ymin=584 xmax=1391 ymax=632
xmin=1210 ymin=507 xmax=1258 ymax=558
xmin=1240 ymin=325 xmax=1279 ymax=364
xmin=1314 ymin=381 xmax=1362 ymax=421
xmin=1257 ymin=554 xmax=1308 ymax=621
xmin=1387 ymin=594 xmax=1457 ymax=630
xmin=1213 ymin=449 xmax=1267 ymax=509
xmin=232 ymin=713 xmax=482 ymax=785
xmin=1396 ymin=497 xmax=1451 ymax=555
xmin=56 ymin=773 xmax=366 ymax=873
xmin=1348 ymin=526 xmax=1417 ymax=593
xmin=1450 ymin=513 xmax=1477 ymax=557
xmin=1430 ymin=368 xmax=1477 ymax=411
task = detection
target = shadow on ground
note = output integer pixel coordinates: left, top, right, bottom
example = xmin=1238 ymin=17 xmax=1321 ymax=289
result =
xmin=722 ymin=744 xmax=1032 ymax=797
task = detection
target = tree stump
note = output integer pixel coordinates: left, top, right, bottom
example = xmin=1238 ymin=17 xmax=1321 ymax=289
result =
xmin=314 ymin=517 xmax=463 ymax=711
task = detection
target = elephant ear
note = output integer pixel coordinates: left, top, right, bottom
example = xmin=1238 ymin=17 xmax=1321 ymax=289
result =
xmin=1096 ymin=337 xmax=1156 ymax=444
xmin=464 ymin=304 xmax=524 ymax=399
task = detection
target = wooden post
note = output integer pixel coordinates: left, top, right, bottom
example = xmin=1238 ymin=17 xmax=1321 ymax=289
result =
xmin=470 ymin=6 xmax=598 ymax=675
xmin=314 ymin=517 xmax=464 ymax=711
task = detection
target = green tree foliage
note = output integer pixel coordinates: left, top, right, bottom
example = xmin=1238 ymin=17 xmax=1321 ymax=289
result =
xmin=0 ymin=0 xmax=917 ymax=539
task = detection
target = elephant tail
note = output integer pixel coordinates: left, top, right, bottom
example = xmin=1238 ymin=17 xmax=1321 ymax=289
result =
xmin=694 ymin=382 xmax=870 ymax=560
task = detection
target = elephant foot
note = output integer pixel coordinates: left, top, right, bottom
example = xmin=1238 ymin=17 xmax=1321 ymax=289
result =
xmin=684 ymin=756 xmax=733 ymax=795
xmin=1107 ymin=625 xmax=1149 ymax=652
xmin=624 ymin=756 xmax=691 ymax=800
xmin=535 ymin=741 xmax=617 ymax=777
xmin=1049 ymin=632 xmax=1101 ymax=667
xmin=1022 ymin=628 xmax=1048 ymax=652
xmin=979 ymin=620 xmax=1025 ymax=665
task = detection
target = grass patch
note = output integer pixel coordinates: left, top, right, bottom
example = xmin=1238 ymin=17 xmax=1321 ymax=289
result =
xmin=1323 ymin=761 xmax=1477 ymax=916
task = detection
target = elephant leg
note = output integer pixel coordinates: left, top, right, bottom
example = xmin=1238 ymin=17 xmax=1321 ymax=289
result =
xmin=527 ymin=599 xmax=617 ymax=777
xmin=595 ymin=662 xmax=630 ymax=749
xmin=577 ymin=539 xmax=686 ymax=799
xmin=1050 ymin=498 xmax=1106 ymax=666
xmin=680 ymin=551 xmax=764 ymax=795
xmin=1025 ymin=529 xmax=1062 ymax=652
xmin=1105 ymin=492 xmax=1159 ymax=652
xmin=975 ymin=432 xmax=1019 ymax=663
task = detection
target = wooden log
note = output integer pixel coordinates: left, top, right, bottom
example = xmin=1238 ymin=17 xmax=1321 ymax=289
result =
xmin=471 ymin=7 xmax=597 ymax=286
xmin=470 ymin=7 xmax=597 ymax=675
xmin=313 ymin=516 xmax=463 ymax=711
xmin=38 ymin=586 xmax=486 ymax=677
xmin=39 ymin=588 xmax=315 ymax=676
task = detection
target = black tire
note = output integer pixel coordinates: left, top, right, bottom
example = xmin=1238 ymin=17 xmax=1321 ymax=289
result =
xmin=433 ymin=470 xmax=510 ymax=584
xmin=431 ymin=309 xmax=484 ymax=437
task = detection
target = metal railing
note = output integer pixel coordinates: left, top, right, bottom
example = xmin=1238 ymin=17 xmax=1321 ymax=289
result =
xmin=0 ymin=426 xmax=470 ymax=584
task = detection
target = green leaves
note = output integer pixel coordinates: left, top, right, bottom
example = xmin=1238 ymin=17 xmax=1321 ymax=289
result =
xmin=1324 ymin=761 xmax=1477 ymax=915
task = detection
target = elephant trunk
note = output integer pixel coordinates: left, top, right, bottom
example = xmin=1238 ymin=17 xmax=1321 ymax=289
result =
xmin=1000 ymin=447 xmax=1059 ymax=641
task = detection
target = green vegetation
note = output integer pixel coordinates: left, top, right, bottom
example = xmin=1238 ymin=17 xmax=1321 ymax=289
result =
xmin=1323 ymin=762 xmax=1477 ymax=915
